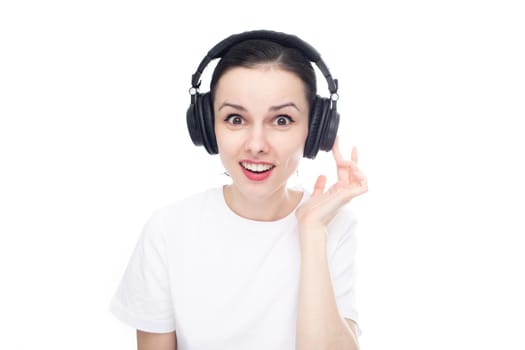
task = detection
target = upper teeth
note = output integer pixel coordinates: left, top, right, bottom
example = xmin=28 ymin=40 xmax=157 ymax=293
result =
xmin=241 ymin=162 xmax=274 ymax=173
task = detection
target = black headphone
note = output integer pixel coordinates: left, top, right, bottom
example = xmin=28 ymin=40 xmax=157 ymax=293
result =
xmin=186 ymin=30 xmax=340 ymax=159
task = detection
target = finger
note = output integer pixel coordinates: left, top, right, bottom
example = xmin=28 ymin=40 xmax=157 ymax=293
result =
xmin=351 ymin=146 xmax=358 ymax=164
xmin=352 ymin=172 xmax=368 ymax=188
xmin=312 ymin=175 xmax=327 ymax=197
xmin=338 ymin=168 xmax=365 ymax=192
xmin=336 ymin=159 xmax=359 ymax=170
xmin=332 ymin=137 xmax=352 ymax=183
xmin=332 ymin=136 xmax=344 ymax=164
xmin=339 ymin=179 xmax=369 ymax=202
xmin=351 ymin=170 xmax=367 ymax=183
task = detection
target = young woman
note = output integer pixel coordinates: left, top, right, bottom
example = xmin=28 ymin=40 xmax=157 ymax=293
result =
xmin=110 ymin=30 xmax=368 ymax=350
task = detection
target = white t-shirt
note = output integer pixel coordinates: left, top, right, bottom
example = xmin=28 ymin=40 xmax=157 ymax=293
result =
xmin=110 ymin=187 xmax=359 ymax=349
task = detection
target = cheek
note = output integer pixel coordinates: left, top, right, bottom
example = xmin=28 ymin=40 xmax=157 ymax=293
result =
xmin=216 ymin=142 xmax=236 ymax=165
xmin=215 ymin=129 xmax=243 ymax=170
xmin=214 ymin=126 xmax=233 ymax=152
xmin=277 ymin=127 xmax=308 ymax=158
xmin=281 ymin=139 xmax=307 ymax=165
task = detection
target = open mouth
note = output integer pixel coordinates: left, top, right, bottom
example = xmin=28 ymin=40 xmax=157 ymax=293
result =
xmin=239 ymin=161 xmax=276 ymax=181
xmin=240 ymin=161 xmax=275 ymax=173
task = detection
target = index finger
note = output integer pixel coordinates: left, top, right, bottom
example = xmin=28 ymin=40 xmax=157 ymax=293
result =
xmin=332 ymin=136 xmax=344 ymax=163
xmin=351 ymin=146 xmax=358 ymax=164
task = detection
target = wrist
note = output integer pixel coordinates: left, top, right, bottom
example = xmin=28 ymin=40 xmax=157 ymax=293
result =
xmin=298 ymin=223 xmax=328 ymax=250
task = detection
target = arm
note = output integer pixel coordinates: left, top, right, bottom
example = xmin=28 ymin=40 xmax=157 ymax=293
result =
xmin=295 ymin=225 xmax=359 ymax=350
xmin=295 ymin=139 xmax=367 ymax=350
xmin=137 ymin=330 xmax=177 ymax=350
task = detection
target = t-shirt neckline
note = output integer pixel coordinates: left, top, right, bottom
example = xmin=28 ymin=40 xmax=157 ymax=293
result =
xmin=216 ymin=186 xmax=308 ymax=226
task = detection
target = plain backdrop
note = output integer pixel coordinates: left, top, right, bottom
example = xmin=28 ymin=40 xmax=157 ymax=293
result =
xmin=1 ymin=0 xmax=524 ymax=349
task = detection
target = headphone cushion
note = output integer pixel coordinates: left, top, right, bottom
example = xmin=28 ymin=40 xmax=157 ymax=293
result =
xmin=186 ymin=98 xmax=203 ymax=146
xmin=197 ymin=93 xmax=218 ymax=154
xmin=319 ymin=107 xmax=339 ymax=152
xmin=304 ymin=96 xmax=329 ymax=159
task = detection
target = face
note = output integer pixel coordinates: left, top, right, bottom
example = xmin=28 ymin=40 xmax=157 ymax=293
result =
xmin=213 ymin=65 xmax=309 ymax=200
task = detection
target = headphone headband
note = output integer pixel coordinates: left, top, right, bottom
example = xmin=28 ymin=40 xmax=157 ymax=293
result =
xmin=190 ymin=30 xmax=338 ymax=94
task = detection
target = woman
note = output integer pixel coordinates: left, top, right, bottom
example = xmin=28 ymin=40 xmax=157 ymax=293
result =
xmin=110 ymin=30 xmax=368 ymax=350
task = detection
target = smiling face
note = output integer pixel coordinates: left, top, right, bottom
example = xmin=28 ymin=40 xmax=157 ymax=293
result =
xmin=213 ymin=64 xmax=309 ymax=201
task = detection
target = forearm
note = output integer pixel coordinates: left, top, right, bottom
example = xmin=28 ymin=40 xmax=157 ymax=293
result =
xmin=137 ymin=330 xmax=177 ymax=350
xmin=295 ymin=226 xmax=358 ymax=350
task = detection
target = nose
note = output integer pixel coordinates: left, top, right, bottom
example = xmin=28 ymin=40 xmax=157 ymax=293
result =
xmin=244 ymin=124 xmax=269 ymax=155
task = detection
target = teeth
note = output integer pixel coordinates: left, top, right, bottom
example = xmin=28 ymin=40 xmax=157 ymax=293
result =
xmin=241 ymin=162 xmax=274 ymax=173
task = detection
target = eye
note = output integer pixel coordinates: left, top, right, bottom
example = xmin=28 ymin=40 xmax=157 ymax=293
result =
xmin=273 ymin=115 xmax=294 ymax=126
xmin=224 ymin=114 xmax=244 ymax=125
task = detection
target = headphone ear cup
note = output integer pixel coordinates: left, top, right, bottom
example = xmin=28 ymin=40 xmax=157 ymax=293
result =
xmin=318 ymin=106 xmax=339 ymax=152
xmin=198 ymin=93 xmax=218 ymax=154
xmin=187 ymin=92 xmax=218 ymax=154
xmin=187 ymin=94 xmax=204 ymax=147
xmin=304 ymin=96 xmax=328 ymax=159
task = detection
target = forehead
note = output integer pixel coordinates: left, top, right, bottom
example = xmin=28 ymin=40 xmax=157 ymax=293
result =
xmin=213 ymin=65 xmax=308 ymax=105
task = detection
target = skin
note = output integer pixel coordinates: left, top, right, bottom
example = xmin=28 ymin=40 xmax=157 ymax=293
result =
xmin=213 ymin=65 xmax=309 ymax=221
xmin=295 ymin=138 xmax=366 ymax=350
xmin=137 ymin=64 xmax=368 ymax=350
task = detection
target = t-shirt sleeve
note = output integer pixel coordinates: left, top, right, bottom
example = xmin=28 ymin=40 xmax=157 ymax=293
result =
xmin=328 ymin=207 xmax=361 ymax=334
xmin=110 ymin=211 xmax=176 ymax=333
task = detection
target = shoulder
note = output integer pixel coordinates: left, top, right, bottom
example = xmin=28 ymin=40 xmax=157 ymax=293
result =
xmin=153 ymin=187 xmax=221 ymax=217
xmin=327 ymin=203 xmax=359 ymax=247
xmin=146 ymin=187 xmax=223 ymax=232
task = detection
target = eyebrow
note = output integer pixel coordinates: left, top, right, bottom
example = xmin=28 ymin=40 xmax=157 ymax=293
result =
xmin=269 ymin=102 xmax=301 ymax=112
xmin=218 ymin=102 xmax=301 ymax=112
xmin=218 ymin=102 xmax=247 ymax=112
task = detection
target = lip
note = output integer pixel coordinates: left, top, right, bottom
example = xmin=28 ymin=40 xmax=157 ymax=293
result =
xmin=239 ymin=160 xmax=275 ymax=182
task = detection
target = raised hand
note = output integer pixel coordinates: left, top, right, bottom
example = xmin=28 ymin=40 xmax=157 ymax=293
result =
xmin=296 ymin=137 xmax=368 ymax=231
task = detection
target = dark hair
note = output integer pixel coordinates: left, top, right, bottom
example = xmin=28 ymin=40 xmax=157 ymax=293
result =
xmin=209 ymin=39 xmax=317 ymax=108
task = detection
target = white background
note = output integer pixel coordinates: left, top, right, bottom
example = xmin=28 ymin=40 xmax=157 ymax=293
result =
xmin=1 ymin=0 xmax=524 ymax=349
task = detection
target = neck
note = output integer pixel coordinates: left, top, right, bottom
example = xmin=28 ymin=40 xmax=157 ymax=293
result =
xmin=223 ymin=184 xmax=302 ymax=222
